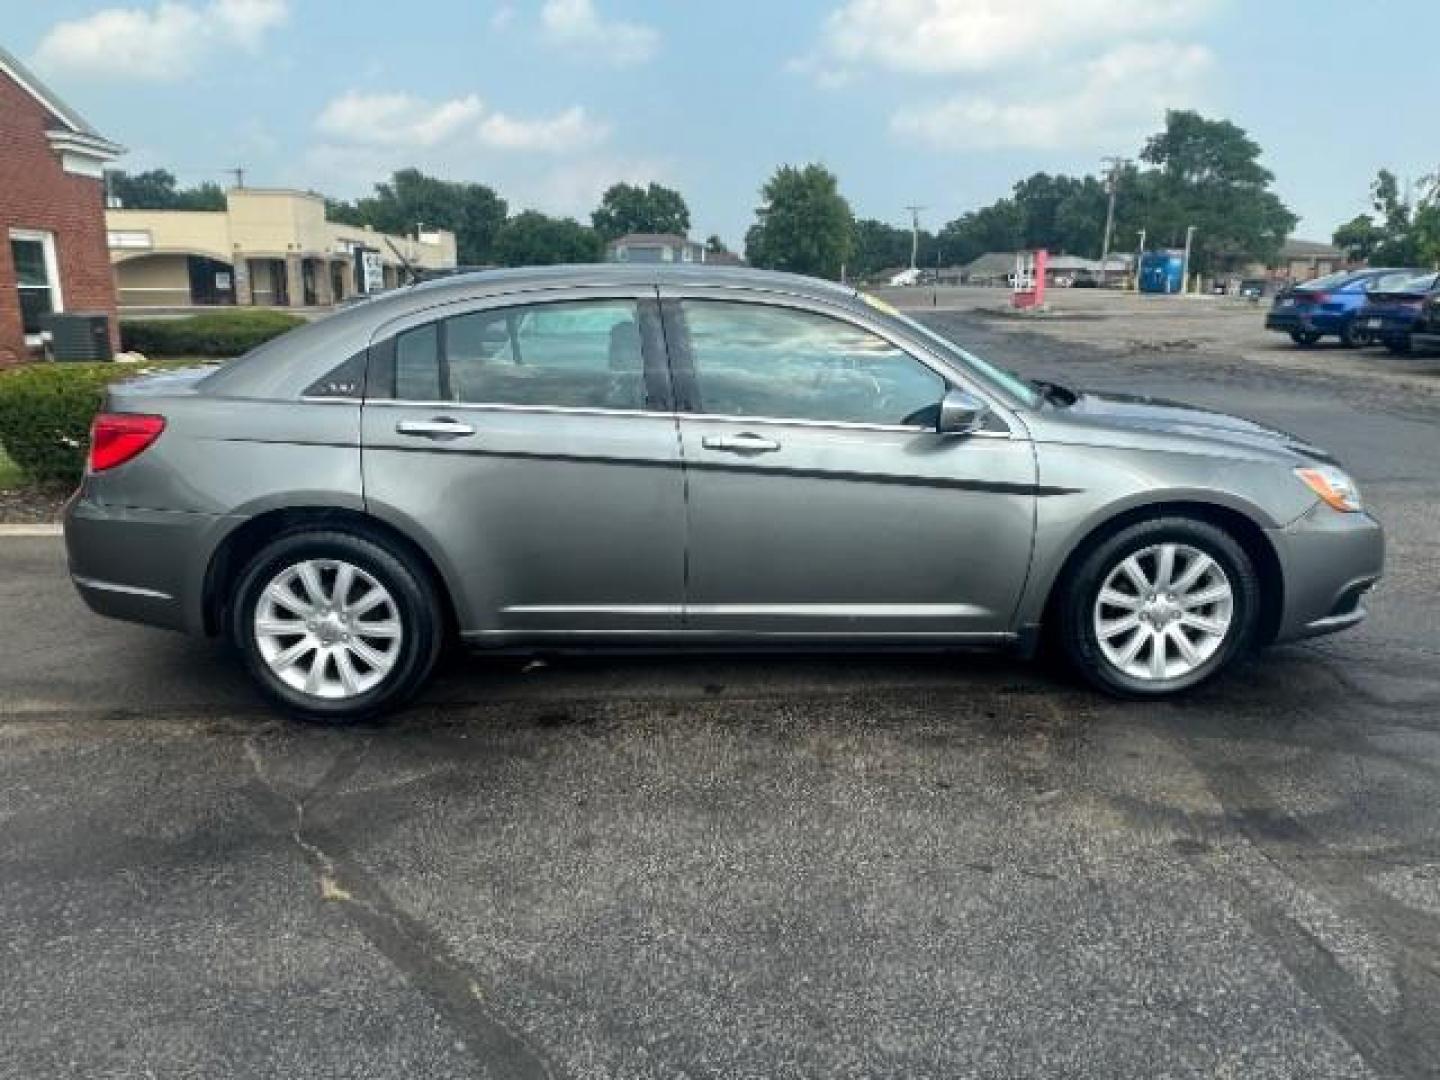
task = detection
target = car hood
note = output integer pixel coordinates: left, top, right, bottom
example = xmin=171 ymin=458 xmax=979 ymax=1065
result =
xmin=1036 ymin=389 xmax=1334 ymax=464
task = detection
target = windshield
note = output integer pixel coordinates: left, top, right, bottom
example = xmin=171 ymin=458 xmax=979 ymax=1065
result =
xmin=877 ymin=304 xmax=1043 ymax=408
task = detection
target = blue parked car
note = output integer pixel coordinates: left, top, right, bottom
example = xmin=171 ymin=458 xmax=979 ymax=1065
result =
xmin=1355 ymin=270 xmax=1440 ymax=354
xmin=1265 ymin=268 xmax=1430 ymax=347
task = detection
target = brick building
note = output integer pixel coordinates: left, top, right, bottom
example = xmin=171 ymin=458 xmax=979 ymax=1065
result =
xmin=0 ymin=45 xmax=123 ymax=364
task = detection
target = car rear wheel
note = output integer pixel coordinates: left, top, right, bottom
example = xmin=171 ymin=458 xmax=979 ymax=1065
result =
xmin=1290 ymin=330 xmax=1322 ymax=347
xmin=1057 ymin=518 xmax=1260 ymax=697
xmin=1338 ymin=321 xmax=1365 ymax=348
xmin=230 ymin=530 xmax=443 ymax=723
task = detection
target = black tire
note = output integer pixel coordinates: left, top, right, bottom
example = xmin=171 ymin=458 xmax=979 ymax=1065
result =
xmin=1290 ymin=330 xmax=1322 ymax=347
xmin=1337 ymin=321 xmax=1364 ymax=348
xmin=230 ymin=529 xmax=444 ymax=724
xmin=1056 ymin=517 xmax=1261 ymax=698
xmin=1383 ymin=335 xmax=1412 ymax=355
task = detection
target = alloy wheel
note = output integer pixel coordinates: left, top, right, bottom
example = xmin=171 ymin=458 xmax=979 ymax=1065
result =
xmin=253 ymin=558 xmax=404 ymax=699
xmin=1092 ymin=543 xmax=1234 ymax=682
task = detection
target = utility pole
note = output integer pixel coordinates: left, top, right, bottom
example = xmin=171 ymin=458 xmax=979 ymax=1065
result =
xmin=904 ymin=205 xmax=927 ymax=270
xmin=1099 ymin=157 xmax=1129 ymax=266
xmin=226 ymin=166 xmax=246 ymax=189
xmin=1180 ymin=225 xmax=1197 ymax=295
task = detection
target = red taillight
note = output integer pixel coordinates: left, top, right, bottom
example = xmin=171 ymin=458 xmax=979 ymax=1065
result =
xmin=88 ymin=413 xmax=166 ymax=472
xmin=1304 ymin=291 xmax=1330 ymax=305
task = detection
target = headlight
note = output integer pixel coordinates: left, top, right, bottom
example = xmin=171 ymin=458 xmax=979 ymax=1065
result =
xmin=1296 ymin=465 xmax=1362 ymax=512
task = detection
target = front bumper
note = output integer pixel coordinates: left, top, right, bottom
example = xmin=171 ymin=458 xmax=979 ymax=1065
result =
xmin=64 ymin=494 xmax=230 ymax=635
xmin=1269 ymin=502 xmax=1384 ymax=644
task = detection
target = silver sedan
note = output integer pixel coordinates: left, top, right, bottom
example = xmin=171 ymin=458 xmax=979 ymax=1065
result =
xmin=65 ymin=266 xmax=1383 ymax=722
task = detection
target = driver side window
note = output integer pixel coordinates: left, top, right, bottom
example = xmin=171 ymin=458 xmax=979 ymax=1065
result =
xmin=679 ymin=301 xmax=945 ymax=426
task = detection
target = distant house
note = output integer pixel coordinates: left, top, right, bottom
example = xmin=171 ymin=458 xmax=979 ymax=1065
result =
xmin=959 ymin=252 xmax=1020 ymax=285
xmin=605 ymin=233 xmax=707 ymax=264
xmin=0 ymin=45 xmax=124 ymax=363
xmin=1274 ymin=238 xmax=1348 ymax=281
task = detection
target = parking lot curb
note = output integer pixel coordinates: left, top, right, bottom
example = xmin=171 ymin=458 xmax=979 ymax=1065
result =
xmin=0 ymin=524 xmax=63 ymax=537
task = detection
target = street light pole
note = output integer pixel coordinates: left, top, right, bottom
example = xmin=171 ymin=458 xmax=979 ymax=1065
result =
xmin=1134 ymin=227 xmax=1146 ymax=291
xmin=1180 ymin=225 xmax=1197 ymax=295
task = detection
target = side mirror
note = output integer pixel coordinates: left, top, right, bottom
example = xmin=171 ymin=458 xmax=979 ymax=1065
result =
xmin=937 ymin=388 xmax=989 ymax=435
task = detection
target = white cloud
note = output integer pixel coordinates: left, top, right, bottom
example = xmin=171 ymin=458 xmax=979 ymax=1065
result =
xmin=891 ymin=41 xmax=1213 ymax=150
xmin=33 ymin=0 xmax=288 ymax=81
xmin=540 ymin=0 xmax=659 ymax=66
xmin=317 ymin=92 xmax=486 ymax=149
xmin=489 ymin=4 xmax=517 ymax=31
xmin=479 ymin=106 xmax=609 ymax=153
xmin=315 ymin=90 xmax=611 ymax=156
xmin=813 ymin=0 xmax=1214 ymax=76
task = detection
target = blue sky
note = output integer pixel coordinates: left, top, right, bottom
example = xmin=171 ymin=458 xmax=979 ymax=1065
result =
xmin=8 ymin=0 xmax=1439 ymax=248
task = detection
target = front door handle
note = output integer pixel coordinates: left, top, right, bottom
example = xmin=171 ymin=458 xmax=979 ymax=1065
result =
xmin=701 ymin=432 xmax=781 ymax=454
xmin=396 ymin=417 xmax=476 ymax=439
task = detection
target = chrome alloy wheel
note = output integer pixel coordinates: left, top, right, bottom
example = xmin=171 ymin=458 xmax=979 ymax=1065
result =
xmin=1092 ymin=543 xmax=1234 ymax=681
xmin=253 ymin=559 xmax=403 ymax=699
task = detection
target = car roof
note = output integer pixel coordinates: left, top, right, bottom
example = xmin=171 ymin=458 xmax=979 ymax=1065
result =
xmin=399 ymin=263 xmax=858 ymax=305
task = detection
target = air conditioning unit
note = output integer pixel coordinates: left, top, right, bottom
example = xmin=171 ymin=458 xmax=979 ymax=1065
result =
xmin=44 ymin=313 xmax=113 ymax=362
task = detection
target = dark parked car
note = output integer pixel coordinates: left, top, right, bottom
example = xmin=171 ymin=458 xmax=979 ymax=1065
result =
xmin=65 ymin=266 xmax=1383 ymax=722
xmin=1356 ymin=271 xmax=1440 ymax=353
xmin=1412 ymin=288 xmax=1440 ymax=352
xmin=1265 ymin=268 xmax=1429 ymax=347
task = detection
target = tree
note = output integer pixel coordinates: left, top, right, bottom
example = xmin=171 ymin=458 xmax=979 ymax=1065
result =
xmin=590 ymin=182 xmax=691 ymax=241
xmin=105 ymin=169 xmax=226 ymax=211
xmin=492 ymin=211 xmax=603 ymax=266
xmin=937 ymin=200 xmax=1025 ymax=266
xmin=1333 ymin=214 xmax=1384 ymax=262
xmin=705 ymin=234 xmax=729 ymax=255
xmin=328 ymin=168 xmax=509 ymax=265
xmin=1135 ymin=110 xmax=1296 ymax=272
xmin=744 ymin=164 xmax=854 ymax=279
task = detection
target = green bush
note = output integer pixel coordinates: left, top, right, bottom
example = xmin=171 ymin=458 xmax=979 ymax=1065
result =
xmin=0 ymin=361 xmax=200 ymax=486
xmin=120 ymin=309 xmax=304 ymax=358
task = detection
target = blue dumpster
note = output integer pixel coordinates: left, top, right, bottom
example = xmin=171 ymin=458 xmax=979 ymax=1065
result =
xmin=1138 ymin=251 xmax=1185 ymax=294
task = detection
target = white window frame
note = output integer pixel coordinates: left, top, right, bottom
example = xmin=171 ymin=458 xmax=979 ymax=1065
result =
xmin=9 ymin=228 xmax=64 ymax=345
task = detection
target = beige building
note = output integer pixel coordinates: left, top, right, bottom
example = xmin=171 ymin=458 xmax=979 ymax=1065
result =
xmin=107 ymin=187 xmax=457 ymax=309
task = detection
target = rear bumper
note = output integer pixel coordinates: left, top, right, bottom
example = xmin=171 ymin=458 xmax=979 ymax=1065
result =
xmin=64 ymin=494 xmax=230 ymax=635
xmin=1265 ymin=309 xmax=1348 ymax=334
xmin=1270 ymin=504 xmax=1384 ymax=644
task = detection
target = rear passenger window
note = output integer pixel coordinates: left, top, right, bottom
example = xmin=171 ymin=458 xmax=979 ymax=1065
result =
xmin=395 ymin=322 xmax=441 ymax=401
xmin=390 ymin=300 xmax=650 ymax=410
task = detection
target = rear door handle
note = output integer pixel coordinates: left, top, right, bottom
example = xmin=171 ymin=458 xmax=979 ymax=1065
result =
xmin=701 ymin=432 xmax=781 ymax=453
xmin=396 ymin=417 xmax=476 ymax=439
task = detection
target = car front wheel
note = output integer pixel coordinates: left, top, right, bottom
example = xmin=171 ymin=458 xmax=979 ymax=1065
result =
xmin=231 ymin=529 xmax=444 ymax=723
xmin=1058 ymin=518 xmax=1260 ymax=697
xmin=1290 ymin=330 xmax=1322 ymax=347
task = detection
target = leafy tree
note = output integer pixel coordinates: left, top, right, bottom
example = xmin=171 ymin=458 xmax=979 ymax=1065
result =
xmin=847 ymin=218 xmax=940 ymax=278
xmin=105 ymin=169 xmax=226 ymax=210
xmin=492 ymin=211 xmax=603 ymax=266
xmin=744 ymin=164 xmax=854 ymax=279
xmin=1134 ymin=110 xmax=1296 ymax=272
xmin=590 ymin=182 xmax=691 ymax=241
xmin=705 ymin=234 xmax=729 ymax=255
xmin=1332 ymin=214 xmax=1385 ymax=262
xmin=328 ymin=168 xmax=508 ymax=265
xmin=937 ymin=199 xmax=1025 ymax=266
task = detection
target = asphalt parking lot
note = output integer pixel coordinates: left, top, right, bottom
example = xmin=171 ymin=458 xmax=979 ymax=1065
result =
xmin=3 ymin=299 xmax=1439 ymax=1079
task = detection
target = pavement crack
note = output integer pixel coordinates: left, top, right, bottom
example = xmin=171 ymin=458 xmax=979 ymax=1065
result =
xmin=242 ymin=736 xmax=560 ymax=1080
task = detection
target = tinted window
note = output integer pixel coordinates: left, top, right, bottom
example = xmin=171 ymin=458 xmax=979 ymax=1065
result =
xmin=395 ymin=322 xmax=441 ymax=401
xmin=681 ymin=301 xmax=945 ymax=426
xmin=391 ymin=300 xmax=649 ymax=409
